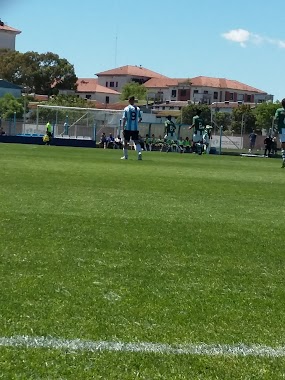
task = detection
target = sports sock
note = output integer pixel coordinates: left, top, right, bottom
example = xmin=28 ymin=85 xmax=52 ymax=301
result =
xmin=123 ymin=148 xmax=128 ymax=157
xmin=135 ymin=143 xmax=142 ymax=154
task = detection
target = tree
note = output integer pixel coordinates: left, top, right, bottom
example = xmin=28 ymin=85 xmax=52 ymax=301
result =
xmin=0 ymin=93 xmax=24 ymax=119
xmin=213 ymin=112 xmax=232 ymax=132
xmin=178 ymin=104 xmax=211 ymax=125
xmin=120 ymin=82 xmax=147 ymax=101
xmin=0 ymin=50 xmax=77 ymax=95
xmin=231 ymin=105 xmax=256 ymax=133
xmin=253 ymin=102 xmax=280 ymax=132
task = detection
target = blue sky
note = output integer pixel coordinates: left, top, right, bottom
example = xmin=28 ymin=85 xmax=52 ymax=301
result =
xmin=2 ymin=0 xmax=285 ymax=100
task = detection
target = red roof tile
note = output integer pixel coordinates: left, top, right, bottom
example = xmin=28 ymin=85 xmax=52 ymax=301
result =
xmin=190 ymin=76 xmax=265 ymax=93
xmin=0 ymin=23 xmax=21 ymax=34
xmin=144 ymin=77 xmax=178 ymax=88
xmin=144 ymin=77 xmax=193 ymax=88
xmin=76 ymin=78 xmax=120 ymax=95
xmin=96 ymin=65 xmax=167 ymax=78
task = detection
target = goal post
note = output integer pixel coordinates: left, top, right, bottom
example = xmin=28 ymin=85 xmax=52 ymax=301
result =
xmin=36 ymin=105 xmax=123 ymax=141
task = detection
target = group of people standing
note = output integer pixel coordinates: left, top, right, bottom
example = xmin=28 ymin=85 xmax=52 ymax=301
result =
xmin=120 ymin=96 xmax=211 ymax=160
xmin=120 ymin=96 xmax=285 ymax=167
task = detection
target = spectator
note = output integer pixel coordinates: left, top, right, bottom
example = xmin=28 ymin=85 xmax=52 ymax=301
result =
xmin=114 ymin=135 xmax=122 ymax=149
xmin=106 ymin=133 xmax=115 ymax=149
xmin=99 ymin=132 xmax=107 ymax=149
xmin=264 ymin=135 xmax=272 ymax=157
xmin=46 ymin=121 xmax=52 ymax=145
xmin=144 ymin=134 xmax=151 ymax=151
xmin=183 ymin=136 xmax=191 ymax=153
xmin=248 ymin=130 xmax=257 ymax=153
xmin=0 ymin=127 xmax=6 ymax=136
xmin=271 ymin=136 xmax=278 ymax=155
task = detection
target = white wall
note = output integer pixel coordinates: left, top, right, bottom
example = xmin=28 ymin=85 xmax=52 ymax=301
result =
xmin=0 ymin=31 xmax=16 ymax=50
xmin=97 ymin=76 xmax=130 ymax=92
xmin=77 ymin=92 xmax=120 ymax=104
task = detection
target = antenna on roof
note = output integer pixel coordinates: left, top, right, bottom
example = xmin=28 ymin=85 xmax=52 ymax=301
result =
xmin=114 ymin=27 xmax=118 ymax=67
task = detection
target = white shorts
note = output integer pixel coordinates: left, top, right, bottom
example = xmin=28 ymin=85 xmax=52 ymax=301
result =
xmin=164 ymin=133 xmax=177 ymax=141
xmin=279 ymin=128 xmax=285 ymax=143
xmin=193 ymin=132 xmax=203 ymax=143
xmin=203 ymin=135 xmax=210 ymax=144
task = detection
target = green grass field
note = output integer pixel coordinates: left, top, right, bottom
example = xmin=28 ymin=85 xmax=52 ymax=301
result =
xmin=1 ymin=144 xmax=285 ymax=379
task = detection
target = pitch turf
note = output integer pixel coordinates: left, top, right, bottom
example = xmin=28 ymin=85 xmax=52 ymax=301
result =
xmin=0 ymin=144 xmax=285 ymax=379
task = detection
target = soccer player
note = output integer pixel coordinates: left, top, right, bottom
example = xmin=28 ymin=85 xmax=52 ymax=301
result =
xmin=274 ymin=98 xmax=285 ymax=168
xmin=189 ymin=109 xmax=205 ymax=154
xmin=164 ymin=115 xmax=177 ymax=141
xmin=121 ymin=96 xmax=142 ymax=160
xmin=203 ymin=126 xmax=212 ymax=154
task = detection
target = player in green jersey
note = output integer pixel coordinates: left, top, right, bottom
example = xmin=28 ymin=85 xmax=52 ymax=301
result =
xmin=274 ymin=98 xmax=285 ymax=168
xmin=189 ymin=109 xmax=205 ymax=154
xmin=164 ymin=115 xmax=177 ymax=141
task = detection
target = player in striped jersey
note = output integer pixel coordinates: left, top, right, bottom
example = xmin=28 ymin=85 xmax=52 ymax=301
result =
xmin=121 ymin=96 xmax=142 ymax=160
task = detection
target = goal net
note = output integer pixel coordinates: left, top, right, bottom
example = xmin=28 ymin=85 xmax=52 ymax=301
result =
xmin=36 ymin=105 xmax=123 ymax=141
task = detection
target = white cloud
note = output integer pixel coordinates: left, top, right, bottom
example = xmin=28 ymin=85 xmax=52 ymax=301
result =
xmin=222 ymin=29 xmax=250 ymax=47
xmin=222 ymin=29 xmax=285 ymax=49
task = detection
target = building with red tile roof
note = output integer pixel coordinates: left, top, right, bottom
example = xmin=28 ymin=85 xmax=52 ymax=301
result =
xmin=96 ymin=65 xmax=168 ymax=94
xmin=76 ymin=78 xmax=121 ymax=104
xmin=144 ymin=74 xmax=272 ymax=105
xmin=0 ymin=21 xmax=21 ymax=50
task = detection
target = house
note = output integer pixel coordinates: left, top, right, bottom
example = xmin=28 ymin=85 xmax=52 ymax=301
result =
xmin=0 ymin=20 xmax=21 ymax=50
xmin=189 ymin=76 xmax=273 ymax=104
xmin=64 ymin=64 xmax=273 ymax=108
xmin=0 ymin=79 xmax=22 ymax=98
xmin=144 ymin=75 xmax=273 ymax=104
xmin=96 ymin=65 xmax=167 ymax=93
xmin=59 ymin=78 xmax=121 ymax=104
xmin=76 ymin=78 xmax=121 ymax=104
xmin=144 ymin=78 xmax=193 ymax=102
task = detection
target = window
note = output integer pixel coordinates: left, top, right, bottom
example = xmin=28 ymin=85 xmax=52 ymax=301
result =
xmin=105 ymin=82 xmax=108 ymax=87
xmin=229 ymin=93 xmax=234 ymax=100
xmin=214 ymin=92 xmax=218 ymax=100
xmin=85 ymin=95 xmax=91 ymax=99
xmin=246 ymin=94 xmax=251 ymax=102
xmin=204 ymin=90 xmax=208 ymax=94
xmin=181 ymin=90 xmax=186 ymax=96
xmin=193 ymin=90 xmax=198 ymax=94
xmin=162 ymin=106 xmax=165 ymax=110
xmin=171 ymin=90 xmax=177 ymax=97
xmin=116 ymin=82 xmax=118 ymax=87
xmin=105 ymin=96 xmax=109 ymax=104
xmin=110 ymin=81 xmax=114 ymax=87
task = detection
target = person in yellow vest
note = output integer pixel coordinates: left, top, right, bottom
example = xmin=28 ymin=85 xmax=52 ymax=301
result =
xmin=45 ymin=121 xmax=52 ymax=145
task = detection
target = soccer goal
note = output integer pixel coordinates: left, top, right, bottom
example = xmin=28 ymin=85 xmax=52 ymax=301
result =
xmin=36 ymin=105 xmax=123 ymax=141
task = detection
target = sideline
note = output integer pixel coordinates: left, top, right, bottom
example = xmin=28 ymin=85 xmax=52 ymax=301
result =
xmin=0 ymin=336 xmax=284 ymax=357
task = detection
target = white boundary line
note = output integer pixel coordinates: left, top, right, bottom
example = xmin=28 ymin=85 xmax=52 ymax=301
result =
xmin=0 ymin=336 xmax=285 ymax=357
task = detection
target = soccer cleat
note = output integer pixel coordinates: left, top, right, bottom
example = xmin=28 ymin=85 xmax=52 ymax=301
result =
xmin=121 ymin=156 xmax=128 ymax=160
xmin=138 ymin=153 xmax=142 ymax=160
xmin=281 ymin=160 xmax=285 ymax=168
